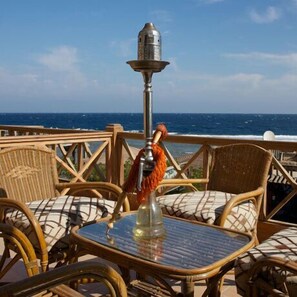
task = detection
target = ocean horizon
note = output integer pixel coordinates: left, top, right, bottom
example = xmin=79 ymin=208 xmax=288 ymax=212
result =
xmin=1 ymin=113 xmax=297 ymax=141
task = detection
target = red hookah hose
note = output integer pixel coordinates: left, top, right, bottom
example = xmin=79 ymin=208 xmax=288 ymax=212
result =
xmin=123 ymin=123 xmax=168 ymax=203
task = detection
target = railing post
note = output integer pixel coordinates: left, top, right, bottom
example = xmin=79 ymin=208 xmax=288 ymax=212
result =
xmin=105 ymin=124 xmax=124 ymax=186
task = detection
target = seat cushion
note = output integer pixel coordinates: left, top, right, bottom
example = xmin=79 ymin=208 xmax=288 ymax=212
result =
xmin=4 ymin=195 xmax=117 ymax=255
xmin=156 ymin=190 xmax=258 ymax=232
xmin=235 ymin=227 xmax=297 ymax=296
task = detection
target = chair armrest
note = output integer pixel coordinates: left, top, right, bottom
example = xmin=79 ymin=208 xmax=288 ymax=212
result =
xmin=0 ymin=198 xmax=48 ymax=270
xmin=247 ymin=256 xmax=297 ymax=297
xmin=156 ymin=178 xmax=209 ymax=193
xmin=249 ymin=256 xmax=297 ymax=278
xmin=56 ymin=182 xmax=130 ymax=212
xmin=0 ymin=261 xmax=128 ymax=297
xmin=217 ymin=187 xmax=264 ymax=227
xmin=0 ymin=223 xmax=40 ymax=278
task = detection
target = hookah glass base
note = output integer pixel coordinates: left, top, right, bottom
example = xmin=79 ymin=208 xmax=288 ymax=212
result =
xmin=133 ymin=191 xmax=166 ymax=239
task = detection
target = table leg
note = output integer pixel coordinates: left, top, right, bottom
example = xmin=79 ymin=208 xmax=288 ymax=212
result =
xmin=181 ymin=279 xmax=194 ymax=297
xmin=203 ymin=280 xmax=221 ymax=297
xmin=203 ymin=261 xmax=235 ymax=297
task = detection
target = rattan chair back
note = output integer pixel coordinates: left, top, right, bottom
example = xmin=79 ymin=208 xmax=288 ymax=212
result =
xmin=0 ymin=146 xmax=59 ymax=203
xmin=208 ymin=143 xmax=272 ymax=195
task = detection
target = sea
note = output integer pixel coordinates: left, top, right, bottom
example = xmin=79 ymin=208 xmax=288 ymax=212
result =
xmin=2 ymin=113 xmax=297 ymax=157
xmin=2 ymin=112 xmax=297 ymax=221
xmin=1 ymin=113 xmax=297 ymax=140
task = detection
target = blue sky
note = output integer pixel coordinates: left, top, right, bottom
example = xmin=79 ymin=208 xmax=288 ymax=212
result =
xmin=0 ymin=0 xmax=296 ymax=113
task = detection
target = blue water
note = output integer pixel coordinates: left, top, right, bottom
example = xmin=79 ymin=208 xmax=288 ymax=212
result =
xmin=1 ymin=113 xmax=297 ymax=140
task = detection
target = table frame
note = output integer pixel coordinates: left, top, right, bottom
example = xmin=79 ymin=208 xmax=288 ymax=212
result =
xmin=70 ymin=212 xmax=255 ymax=297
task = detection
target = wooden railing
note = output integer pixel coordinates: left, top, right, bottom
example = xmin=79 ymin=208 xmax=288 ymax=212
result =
xmin=117 ymin=128 xmax=297 ymax=241
xmin=0 ymin=129 xmax=113 ymax=189
xmin=1 ymin=124 xmax=297 ymax=241
xmin=0 ymin=125 xmax=88 ymax=136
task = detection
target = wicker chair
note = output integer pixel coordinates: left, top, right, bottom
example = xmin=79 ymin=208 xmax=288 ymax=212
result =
xmin=0 ymin=146 xmax=129 ymax=273
xmin=156 ymin=143 xmax=272 ymax=241
xmin=235 ymin=227 xmax=297 ymax=297
xmin=0 ymin=223 xmax=128 ymax=297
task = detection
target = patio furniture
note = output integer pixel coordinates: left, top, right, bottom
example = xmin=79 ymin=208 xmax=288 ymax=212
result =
xmin=0 ymin=146 xmax=129 ymax=273
xmin=0 ymin=223 xmax=127 ymax=297
xmin=235 ymin=226 xmax=297 ymax=297
xmin=156 ymin=143 xmax=273 ymax=241
xmin=71 ymin=212 xmax=255 ymax=297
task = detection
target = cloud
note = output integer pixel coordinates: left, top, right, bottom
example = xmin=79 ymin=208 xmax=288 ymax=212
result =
xmin=37 ymin=46 xmax=79 ymax=72
xmin=0 ymin=45 xmax=142 ymax=112
xmin=203 ymin=0 xmax=224 ymax=3
xmin=0 ymin=46 xmax=87 ymax=101
xmin=177 ymin=72 xmax=264 ymax=89
xmin=109 ymin=38 xmax=135 ymax=57
xmin=249 ymin=6 xmax=281 ymax=24
xmin=224 ymin=52 xmax=297 ymax=69
xmin=149 ymin=10 xmax=173 ymax=23
xmin=216 ymin=73 xmax=264 ymax=86
xmin=160 ymin=68 xmax=297 ymax=113
xmin=1 ymin=45 xmax=296 ymax=113
xmin=196 ymin=0 xmax=224 ymax=4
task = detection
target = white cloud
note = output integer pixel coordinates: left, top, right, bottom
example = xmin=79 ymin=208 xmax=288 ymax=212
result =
xmin=37 ymin=46 xmax=79 ymax=72
xmin=160 ymin=69 xmax=297 ymax=113
xmin=36 ymin=46 xmax=89 ymax=91
xmin=168 ymin=57 xmax=178 ymax=71
xmin=0 ymin=46 xmax=142 ymax=111
xmin=149 ymin=10 xmax=173 ymax=23
xmin=196 ymin=0 xmax=224 ymax=4
xmin=224 ymin=52 xmax=297 ymax=69
xmin=1 ymin=45 xmax=296 ymax=113
xmin=216 ymin=73 xmax=264 ymax=87
xmin=177 ymin=72 xmax=264 ymax=89
xmin=203 ymin=0 xmax=224 ymax=3
xmin=109 ymin=38 xmax=135 ymax=57
xmin=249 ymin=6 xmax=281 ymax=24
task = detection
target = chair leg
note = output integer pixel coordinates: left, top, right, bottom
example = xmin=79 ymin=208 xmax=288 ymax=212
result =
xmin=0 ymin=244 xmax=14 ymax=278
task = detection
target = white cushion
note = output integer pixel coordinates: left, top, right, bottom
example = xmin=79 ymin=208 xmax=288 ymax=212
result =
xmin=156 ymin=190 xmax=258 ymax=232
xmin=5 ymin=195 xmax=117 ymax=254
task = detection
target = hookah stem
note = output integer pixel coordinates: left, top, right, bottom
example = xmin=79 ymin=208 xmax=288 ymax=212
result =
xmin=142 ymin=70 xmax=154 ymax=163
xmin=142 ymin=69 xmax=155 ymax=230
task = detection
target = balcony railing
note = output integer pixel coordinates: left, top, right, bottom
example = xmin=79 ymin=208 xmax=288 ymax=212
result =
xmin=117 ymin=127 xmax=297 ymax=241
xmin=0 ymin=126 xmax=114 ymax=197
xmin=1 ymin=123 xmax=297 ymax=241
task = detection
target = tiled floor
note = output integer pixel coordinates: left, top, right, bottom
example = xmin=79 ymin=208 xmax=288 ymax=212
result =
xmin=0 ymin=238 xmax=240 ymax=297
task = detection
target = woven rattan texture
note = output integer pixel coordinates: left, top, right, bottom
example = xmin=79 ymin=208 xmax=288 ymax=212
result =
xmin=0 ymin=146 xmax=59 ymax=203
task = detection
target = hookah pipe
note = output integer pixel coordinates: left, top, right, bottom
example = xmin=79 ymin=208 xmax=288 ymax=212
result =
xmin=107 ymin=124 xmax=167 ymax=232
xmin=126 ymin=123 xmax=167 ymax=203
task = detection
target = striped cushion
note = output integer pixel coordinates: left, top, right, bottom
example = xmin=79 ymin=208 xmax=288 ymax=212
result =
xmin=156 ymin=190 xmax=257 ymax=232
xmin=235 ymin=227 xmax=297 ymax=296
xmin=5 ymin=195 xmax=117 ymax=254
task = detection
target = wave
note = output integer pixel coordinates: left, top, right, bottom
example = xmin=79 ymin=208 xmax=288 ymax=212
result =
xmin=166 ymin=132 xmax=297 ymax=141
xmin=128 ymin=130 xmax=297 ymax=142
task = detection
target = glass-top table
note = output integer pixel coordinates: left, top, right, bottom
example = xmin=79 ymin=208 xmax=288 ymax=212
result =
xmin=71 ymin=212 xmax=254 ymax=297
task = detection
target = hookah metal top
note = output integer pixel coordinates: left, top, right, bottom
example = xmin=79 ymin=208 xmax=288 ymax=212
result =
xmin=138 ymin=22 xmax=161 ymax=61
xmin=127 ymin=23 xmax=169 ymax=190
xmin=127 ymin=23 xmax=169 ymax=73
